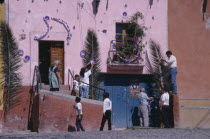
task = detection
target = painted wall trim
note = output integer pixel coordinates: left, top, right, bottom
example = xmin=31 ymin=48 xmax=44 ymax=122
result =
xmin=179 ymin=98 xmax=210 ymax=100
xmin=181 ymin=106 xmax=210 ymax=110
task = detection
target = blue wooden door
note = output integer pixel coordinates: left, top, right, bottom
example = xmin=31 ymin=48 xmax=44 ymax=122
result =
xmin=104 ymin=75 xmax=129 ymax=128
xmin=112 ymin=84 xmax=129 ymax=128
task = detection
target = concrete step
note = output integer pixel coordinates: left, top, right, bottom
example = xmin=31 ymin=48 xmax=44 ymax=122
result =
xmin=39 ymin=89 xmax=103 ymax=105
xmin=41 ymin=85 xmax=70 ymax=92
xmin=0 ymin=129 xmax=35 ymax=134
xmin=40 ymin=89 xmax=71 ymax=96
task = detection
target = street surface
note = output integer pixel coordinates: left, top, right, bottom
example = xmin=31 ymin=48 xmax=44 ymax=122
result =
xmin=0 ymin=129 xmax=210 ymax=139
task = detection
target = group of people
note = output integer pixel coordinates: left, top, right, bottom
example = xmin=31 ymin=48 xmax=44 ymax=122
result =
xmin=48 ymin=60 xmax=112 ymax=131
xmin=49 ymin=60 xmax=94 ymax=98
xmin=138 ymin=88 xmax=170 ymax=128
xmin=73 ymin=92 xmax=112 ymax=131
xmin=48 ymin=50 xmax=177 ymax=130
xmin=72 ymin=62 xmax=94 ymax=98
xmin=138 ymin=50 xmax=178 ymax=128
xmin=75 ymin=87 xmax=170 ymax=132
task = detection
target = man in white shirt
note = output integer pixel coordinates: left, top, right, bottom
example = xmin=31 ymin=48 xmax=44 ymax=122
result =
xmin=79 ymin=62 xmax=94 ymax=98
xmin=100 ymin=92 xmax=112 ymax=131
xmin=138 ymin=88 xmax=153 ymax=127
xmin=160 ymin=89 xmax=170 ymax=128
xmin=162 ymin=51 xmax=178 ymax=94
xmin=74 ymin=97 xmax=85 ymax=131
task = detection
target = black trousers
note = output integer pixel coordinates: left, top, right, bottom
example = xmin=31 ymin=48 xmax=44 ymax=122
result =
xmin=100 ymin=110 xmax=111 ymax=131
xmin=162 ymin=105 xmax=170 ymax=128
xmin=76 ymin=115 xmax=85 ymax=131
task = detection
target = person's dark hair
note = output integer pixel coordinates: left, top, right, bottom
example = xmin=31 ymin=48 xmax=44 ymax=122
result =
xmin=75 ymin=97 xmax=81 ymax=102
xmin=103 ymin=92 xmax=109 ymax=100
xmin=80 ymin=68 xmax=85 ymax=77
xmin=161 ymin=88 xmax=165 ymax=91
xmin=166 ymin=51 xmax=172 ymax=55
xmin=75 ymin=74 xmax=79 ymax=79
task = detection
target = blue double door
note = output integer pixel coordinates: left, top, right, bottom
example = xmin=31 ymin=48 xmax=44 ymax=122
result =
xmin=103 ymin=74 xmax=154 ymax=128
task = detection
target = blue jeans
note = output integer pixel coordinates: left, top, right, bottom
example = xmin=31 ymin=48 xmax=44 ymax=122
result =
xmin=170 ymin=67 xmax=178 ymax=93
xmin=79 ymin=85 xmax=89 ymax=98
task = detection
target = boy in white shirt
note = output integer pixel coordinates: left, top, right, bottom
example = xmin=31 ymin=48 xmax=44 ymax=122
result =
xmin=74 ymin=97 xmax=85 ymax=131
xmin=72 ymin=75 xmax=80 ymax=97
xmin=100 ymin=92 xmax=112 ymax=131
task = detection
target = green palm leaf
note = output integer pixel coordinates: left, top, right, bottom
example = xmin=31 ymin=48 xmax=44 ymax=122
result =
xmin=83 ymin=29 xmax=102 ymax=99
xmin=0 ymin=22 xmax=22 ymax=113
xmin=145 ymin=40 xmax=171 ymax=98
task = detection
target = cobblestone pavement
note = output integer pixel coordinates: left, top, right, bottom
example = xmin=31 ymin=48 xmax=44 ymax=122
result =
xmin=0 ymin=129 xmax=210 ymax=139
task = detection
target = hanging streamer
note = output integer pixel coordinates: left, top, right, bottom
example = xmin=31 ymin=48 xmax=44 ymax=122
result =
xmin=34 ymin=16 xmax=71 ymax=45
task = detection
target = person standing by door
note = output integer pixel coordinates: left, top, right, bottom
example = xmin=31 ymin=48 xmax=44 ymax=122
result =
xmin=79 ymin=62 xmax=94 ymax=98
xmin=49 ymin=60 xmax=63 ymax=91
xmin=159 ymin=89 xmax=170 ymax=128
xmin=138 ymin=88 xmax=153 ymax=127
xmin=100 ymin=92 xmax=112 ymax=131
xmin=74 ymin=97 xmax=85 ymax=131
xmin=161 ymin=51 xmax=178 ymax=94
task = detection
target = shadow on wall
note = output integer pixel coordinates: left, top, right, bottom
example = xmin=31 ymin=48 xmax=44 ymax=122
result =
xmin=169 ymin=94 xmax=174 ymax=128
xmin=28 ymin=93 xmax=40 ymax=132
xmin=149 ymin=0 xmax=153 ymax=9
xmin=92 ymin=0 xmax=100 ymax=15
xmin=132 ymin=106 xmax=140 ymax=126
xmin=106 ymin=0 xmax=109 ymax=10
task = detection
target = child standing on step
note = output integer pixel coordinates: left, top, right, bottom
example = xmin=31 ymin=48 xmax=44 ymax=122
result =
xmin=72 ymin=75 xmax=80 ymax=97
xmin=74 ymin=97 xmax=85 ymax=131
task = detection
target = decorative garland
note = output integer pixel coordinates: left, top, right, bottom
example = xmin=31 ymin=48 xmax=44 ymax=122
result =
xmin=34 ymin=16 xmax=50 ymax=41
xmin=34 ymin=16 xmax=71 ymax=45
xmin=112 ymin=40 xmax=141 ymax=63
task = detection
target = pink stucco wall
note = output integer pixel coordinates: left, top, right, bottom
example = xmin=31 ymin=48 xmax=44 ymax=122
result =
xmin=5 ymin=0 xmax=168 ymax=85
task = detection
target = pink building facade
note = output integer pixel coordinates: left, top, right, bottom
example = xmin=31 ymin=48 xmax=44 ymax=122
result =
xmin=4 ymin=0 xmax=168 ymax=85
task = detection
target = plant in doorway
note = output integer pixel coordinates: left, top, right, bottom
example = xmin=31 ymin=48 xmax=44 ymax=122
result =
xmin=83 ymin=29 xmax=102 ymax=99
xmin=0 ymin=22 xmax=22 ymax=114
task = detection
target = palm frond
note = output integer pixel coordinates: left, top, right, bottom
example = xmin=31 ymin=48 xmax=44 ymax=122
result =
xmin=144 ymin=50 xmax=153 ymax=74
xmin=84 ymin=29 xmax=102 ymax=99
xmin=0 ymin=22 xmax=22 ymax=113
xmin=144 ymin=40 xmax=171 ymax=98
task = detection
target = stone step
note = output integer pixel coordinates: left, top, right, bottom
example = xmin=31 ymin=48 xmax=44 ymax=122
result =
xmin=40 ymin=89 xmax=71 ymax=96
xmin=1 ymin=129 xmax=34 ymax=134
xmin=41 ymin=85 xmax=70 ymax=91
xmin=39 ymin=89 xmax=103 ymax=105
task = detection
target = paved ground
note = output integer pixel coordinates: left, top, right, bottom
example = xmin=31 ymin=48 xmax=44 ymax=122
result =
xmin=0 ymin=129 xmax=210 ymax=139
